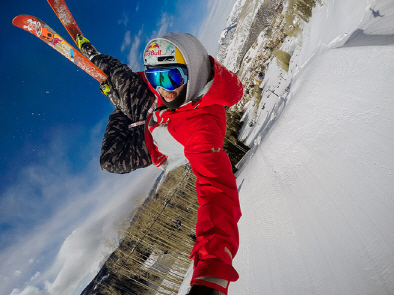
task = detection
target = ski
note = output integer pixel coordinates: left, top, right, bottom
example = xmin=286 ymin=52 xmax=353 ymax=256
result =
xmin=47 ymin=0 xmax=82 ymax=46
xmin=12 ymin=15 xmax=106 ymax=82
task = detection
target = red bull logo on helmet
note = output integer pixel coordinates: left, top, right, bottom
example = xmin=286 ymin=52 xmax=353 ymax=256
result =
xmin=145 ymin=42 xmax=163 ymax=57
xmin=148 ymin=43 xmax=160 ymax=50
xmin=144 ymin=39 xmax=185 ymax=66
xmin=145 ymin=49 xmax=162 ymax=57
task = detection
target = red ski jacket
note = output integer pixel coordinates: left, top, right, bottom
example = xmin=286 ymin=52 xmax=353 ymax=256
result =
xmin=94 ymin=51 xmax=243 ymax=293
xmin=142 ymin=57 xmax=243 ymax=290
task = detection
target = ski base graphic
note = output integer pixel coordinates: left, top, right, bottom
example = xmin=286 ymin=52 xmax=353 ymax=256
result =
xmin=12 ymin=15 xmax=106 ymax=82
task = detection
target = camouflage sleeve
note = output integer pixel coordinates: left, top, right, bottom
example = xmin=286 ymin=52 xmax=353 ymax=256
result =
xmin=91 ymin=54 xmax=155 ymax=122
xmin=100 ymin=108 xmax=152 ymax=174
xmin=89 ymin=54 xmax=155 ymax=174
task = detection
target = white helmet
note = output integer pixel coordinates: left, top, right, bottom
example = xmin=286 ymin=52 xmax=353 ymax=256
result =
xmin=143 ymin=33 xmax=211 ymax=109
xmin=144 ymin=39 xmax=186 ymax=67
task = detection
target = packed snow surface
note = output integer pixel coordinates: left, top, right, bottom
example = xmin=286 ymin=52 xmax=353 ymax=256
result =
xmin=179 ymin=0 xmax=394 ymax=294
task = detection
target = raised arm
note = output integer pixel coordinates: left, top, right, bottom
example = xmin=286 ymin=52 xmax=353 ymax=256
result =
xmin=90 ymin=54 xmax=155 ymax=173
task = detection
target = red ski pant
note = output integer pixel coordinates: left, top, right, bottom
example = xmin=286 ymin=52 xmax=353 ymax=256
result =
xmin=186 ymin=148 xmax=241 ymax=294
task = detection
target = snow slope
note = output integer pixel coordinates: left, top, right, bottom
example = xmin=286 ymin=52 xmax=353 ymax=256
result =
xmin=180 ymin=0 xmax=394 ymax=294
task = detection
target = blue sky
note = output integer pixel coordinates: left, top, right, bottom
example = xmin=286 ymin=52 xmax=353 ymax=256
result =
xmin=0 ymin=0 xmax=237 ymax=294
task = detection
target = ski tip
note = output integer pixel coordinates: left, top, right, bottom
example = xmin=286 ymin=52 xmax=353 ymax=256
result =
xmin=12 ymin=15 xmax=40 ymax=27
xmin=12 ymin=15 xmax=25 ymax=24
xmin=12 ymin=15 xmax=28 ymax=27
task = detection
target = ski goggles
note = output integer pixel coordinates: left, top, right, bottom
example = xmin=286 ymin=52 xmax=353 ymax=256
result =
xmin=145 ymin=66 xmax=188 ymax=91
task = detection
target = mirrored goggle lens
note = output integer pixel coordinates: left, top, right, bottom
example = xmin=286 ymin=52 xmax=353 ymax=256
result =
xmin=145 ymin=67 xmax=187 ymax=91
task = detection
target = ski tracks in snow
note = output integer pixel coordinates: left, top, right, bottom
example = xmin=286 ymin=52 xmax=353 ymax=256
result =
xmin=231 ymin=0 xmax=394 ymax=294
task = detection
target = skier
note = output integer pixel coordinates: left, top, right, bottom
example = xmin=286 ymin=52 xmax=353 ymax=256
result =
xmin=78 ymin=32 xmax=243 ymax=295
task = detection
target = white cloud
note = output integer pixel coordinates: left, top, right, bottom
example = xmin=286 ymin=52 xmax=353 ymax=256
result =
xmin=127 ymin=28 xmax=144 ymax=71
xmin=118 ymin=13 xmax=129 ymax=27
xmin=10 ymin=286 xmax=41 ymax=295
xmin=147 ymin=12 xmax=174 ymax=41
xmin=156 ymin=13 xmax=174 ymax=38
xmin=0 ymin=119 xmax=161 ymax=295
xmin=121 ymin=31 xmax=132 ymax=52
xmin=29 ymin=272 xmax=40 ymax=282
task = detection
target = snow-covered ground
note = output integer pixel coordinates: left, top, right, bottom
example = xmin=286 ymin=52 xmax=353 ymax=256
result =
xmin=179 ymin=0 xmax=394 ymax=294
